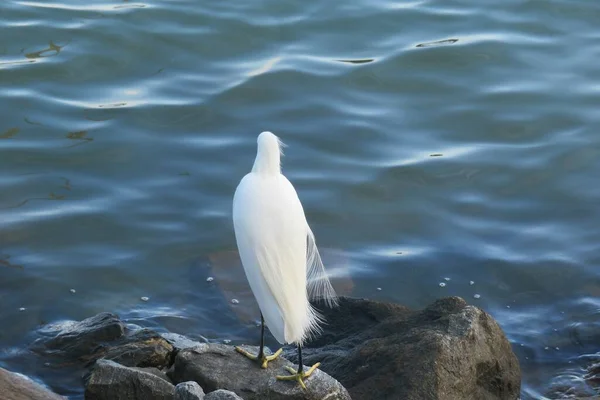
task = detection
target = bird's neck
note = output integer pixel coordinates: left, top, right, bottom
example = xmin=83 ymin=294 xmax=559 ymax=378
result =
xmin=252 ymin=144 xmax=281 ymax=175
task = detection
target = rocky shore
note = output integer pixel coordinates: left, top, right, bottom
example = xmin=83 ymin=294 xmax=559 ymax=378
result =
xmin=2 ymin=297 xmax=525 ymax=399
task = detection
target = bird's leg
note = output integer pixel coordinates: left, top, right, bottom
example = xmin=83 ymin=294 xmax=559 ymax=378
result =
xmin=235 ymin=313 xmax=282 ymax=369
xmin=276 ymin=344 xmax=320 ymax=390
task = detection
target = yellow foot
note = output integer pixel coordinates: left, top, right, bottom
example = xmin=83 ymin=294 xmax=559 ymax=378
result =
xmin=276 ymin=363 xmax=320 ymax=390
xmin=234 ymin=346 xmax=283 ymax=369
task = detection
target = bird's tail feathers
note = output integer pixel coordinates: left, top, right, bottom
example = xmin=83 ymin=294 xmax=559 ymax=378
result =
xmin=306 ymin=227 xmax=338 ymax=308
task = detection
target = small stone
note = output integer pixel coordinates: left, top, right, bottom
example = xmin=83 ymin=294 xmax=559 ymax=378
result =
xmin=473 ymin=294 xmax=481 ymax=299
xmin=439 ymin=282 xmax=446 ymax=287
xmin=175 ymin=381 xmax=205 ymax=399
xmin=205 ymin=389 xmax=243 ymax=400
xmin=230 ymin=299 xmax=239 ymax=305
xmin=70 ymin=289 xmax=76 ymax=294
xmin=141 ymin=297 xmax=149 ymax=302
xmin=206 ymin=277 xmax=214 ymax=283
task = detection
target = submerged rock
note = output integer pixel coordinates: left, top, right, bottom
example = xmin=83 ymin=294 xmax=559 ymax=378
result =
xmin=172 ymin=343 xmax=351 ymax=400
xmin=84 ymin=359 xmax=174 ymax=400
xmin=288 ymin=296 xmax=521 ymax=400
xmin=0 ymin=368 xmax=65 ymax=400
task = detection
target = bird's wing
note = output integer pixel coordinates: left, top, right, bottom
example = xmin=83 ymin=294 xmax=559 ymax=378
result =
xmin=233 ymin=174 xmax=318 ymax=344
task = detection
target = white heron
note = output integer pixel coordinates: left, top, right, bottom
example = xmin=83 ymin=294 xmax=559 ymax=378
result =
xmin=232 ymin=131 xmax=338 ymax=389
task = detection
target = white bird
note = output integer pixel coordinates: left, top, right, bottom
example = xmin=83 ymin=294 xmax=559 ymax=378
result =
xmin=232 ymin=131 xmax=338 ymax=389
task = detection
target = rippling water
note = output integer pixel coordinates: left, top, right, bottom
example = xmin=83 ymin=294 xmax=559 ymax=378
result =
xmin=1 ymin=0 xmax=600 ymax=398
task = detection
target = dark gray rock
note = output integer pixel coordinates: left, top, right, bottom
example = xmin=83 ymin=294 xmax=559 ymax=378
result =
xmin=32 ymin=313 xmax=173 ymax=370
xmin=175 ymin=381 xmax=205 ymax=399
xmin=162 ymin=333 xmax=207 ymax=351
xmin=32 ymin=313 xmax=125 ymax=361
xmin=205 ymin=389 xmax=243 ymax=400
xmin=131 ymin=367 xmax=172 ymax=384
xmin=101 ymin=328 xmax=174 ymax=369
xmin=0 ymin=368 xmax=65 ymax=400
xmin=172 ymin=343 xmax=351 ymax=400
xmin=290 ymin=296 xmax=521 ymax=400
xmin=546 ymin=353 xmax=600 ymax=399
xmin=84 ymin=359 xmax=174 ymax=400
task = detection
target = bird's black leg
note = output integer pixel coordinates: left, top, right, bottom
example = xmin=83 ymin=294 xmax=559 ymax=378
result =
xmin=297 ymin=344 xmax=303 ymax=375
xmin=257 ymin=313 xmax=265 ymax=360
xmin=235 ymin=312 xmax=282 ymax=369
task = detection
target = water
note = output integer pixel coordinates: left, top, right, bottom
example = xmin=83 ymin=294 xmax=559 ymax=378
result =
xmin=1 ymin=0 xmax=599 ymax=398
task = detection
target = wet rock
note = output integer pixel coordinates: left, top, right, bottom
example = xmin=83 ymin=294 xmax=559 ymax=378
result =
xmin=175 ymin=381 xmax=205 ymax=399
xmin=84 ymin=359 xmax=174 ymax=400
xmin=162 ymin=333 xmax=208 ymax=351
xmin=205 ymin=389 xmax=243 ymax=400
xmin=172 ymin=343 xmax=351 ymax=400
xmin=32 ymin=313 xmax=125 ymax=360
xmin=289 ymin=296 xmax=521 ymax=400
xmin=32 ymin=313 xmax=173 ymax=369
xmin=0 ymin=368 xmax=65 ymax=400
xmin=101 ymin=328 xmax=174 ymax=369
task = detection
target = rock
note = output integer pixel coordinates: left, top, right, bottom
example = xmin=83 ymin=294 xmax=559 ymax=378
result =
xmin=0 ymin=368 xmax=65 ymax=400
xmin=162 ymin=333 xmax=208 ymax=351
xmin=32 ymin=313 xmax=173 ymax=369
xmin=205 ymin=389 xmax=243 ymax=400
xmin=84 ymin=359 xmax=174 ymax=400
xmin=546 ymin=353 xmax=600 ymax=399
xmin=131 ymin=366 xmax=172 ymax=384
xmin=290 ymin=296 xmax=521 ymax=400
xmin=175 ymin=381 xmax=205 ymax=399
xmin=33 ymin=313 xmax=125 ymax=360
xmin=172 ymin=343 xmax=351 ymax=400
xmin=101 ymin=328 xmax=174 ymax=369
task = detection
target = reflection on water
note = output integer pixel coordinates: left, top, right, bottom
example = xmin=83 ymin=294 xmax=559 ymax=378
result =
xmin=0 ymin=255 xmax=23 ymax=270
xmin=416 ymin=38 xmax=459 ymax=47
xmin=336 ymin=58 xmax=375 ymax=64
xmin=0 ymin=127 xmax=20 ymax=139
xmin=25 ymin=40 xmax=68 ymax=59
xmin=66 ymin=130 xmax=93 ymax=148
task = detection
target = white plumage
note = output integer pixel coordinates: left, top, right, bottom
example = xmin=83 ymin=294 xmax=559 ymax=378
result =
xmin=233 ymin=131 xmax=337 ymax=345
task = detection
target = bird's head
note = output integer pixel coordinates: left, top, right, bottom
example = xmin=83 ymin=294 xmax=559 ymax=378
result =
xmin=253 ymin=131 xmax=285 ymax=175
